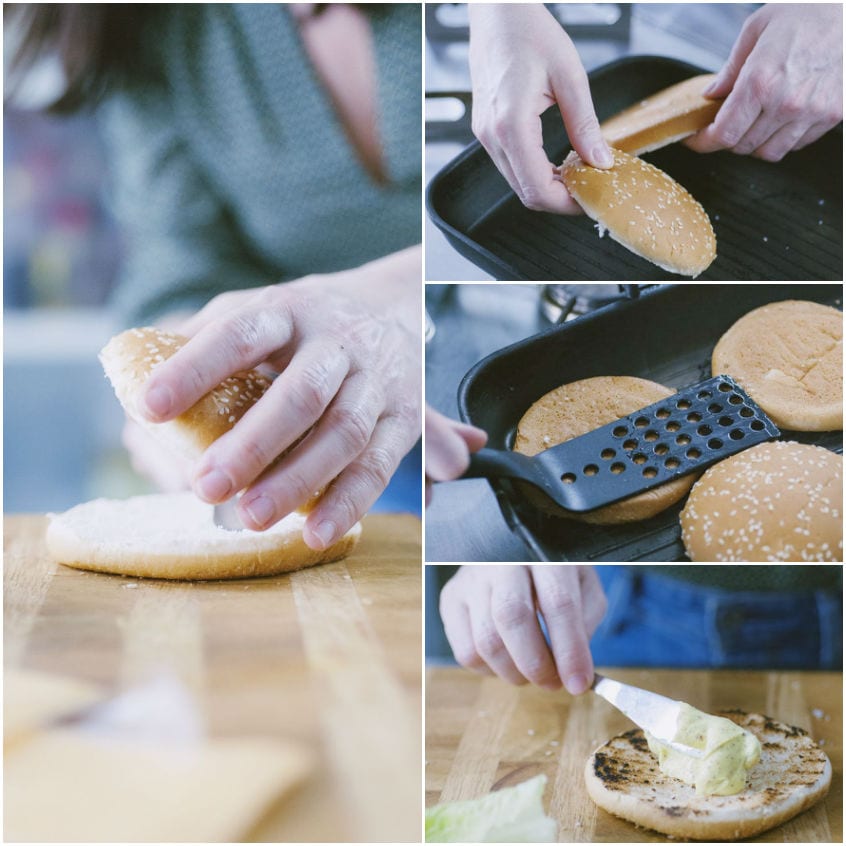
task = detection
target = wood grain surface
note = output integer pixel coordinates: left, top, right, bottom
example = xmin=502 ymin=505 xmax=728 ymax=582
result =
xmin=426 ymin=667 xmax=842 ymax=842
xmin=4 ymin=513 xmax=422 ymax=843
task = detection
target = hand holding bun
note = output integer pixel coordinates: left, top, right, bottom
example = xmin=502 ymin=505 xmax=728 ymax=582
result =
xmin=560 ymin=149 xmax=717 ymax=277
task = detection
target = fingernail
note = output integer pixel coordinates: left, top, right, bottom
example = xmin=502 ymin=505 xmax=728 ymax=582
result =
xmin=243 ymin=495 xmax=275 ymax=528
xmin=565 ymin=674 xmax=590 ymax=695
xmin=311 ymin=520 xmax=337 ymax=549
xmin=143 ymin=384 xmax=173 ymax=419
xmin=593 ymin=145 xmax=614 ymax=168
xmin=195 ymin=469 xmax=232 ymax=502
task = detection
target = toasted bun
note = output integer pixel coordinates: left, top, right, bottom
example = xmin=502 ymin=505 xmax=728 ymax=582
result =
xmin=99 ymin=327 xmax=272 ymax=461
xmin=585 ymin=710 xmax=832 ymax=841
xmin=46 ymin=492 xmax=361 ymax=580
xmin=680 ymin=441 xmax=842 ymax=562
xmin=712 ymin=300 xmax=843 ymax=431
xmin=560 ymin=149 xmax=716 ymax=277
xmin=514 ymin=376 xmax=696 ymax=524
xmin=601 ymin=74 xmax=721 ymax=155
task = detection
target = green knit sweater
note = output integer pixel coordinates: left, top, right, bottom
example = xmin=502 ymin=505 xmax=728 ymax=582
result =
xmin=99 ymin=4 xmax=421 ymax=325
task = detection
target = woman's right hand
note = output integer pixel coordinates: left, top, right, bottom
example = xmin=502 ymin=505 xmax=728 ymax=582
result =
xmin=440 ymin=565 xmax=607 ymax=694
xmin=468 ymin=4 xmax=613 ymax=214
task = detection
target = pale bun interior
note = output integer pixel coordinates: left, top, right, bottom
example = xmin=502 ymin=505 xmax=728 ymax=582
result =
xmin=47 ymin=492 xmax=361 ymax=580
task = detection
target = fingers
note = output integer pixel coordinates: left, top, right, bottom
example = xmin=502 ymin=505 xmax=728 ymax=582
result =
xmin=752 ymin=120 xmax=808 ymax=162
xmin=549 ymin=57 xmax=613 ymax=169
xmin=299 ymin=408 xmax=417 ymax=549
xmin=440 ymin=571 xmax=493 ymax=676
xmin=490 ymin=568 xmax=560 ymax=689
xmin=141 ymin=299 xmax=294 ymax=422
xmin=425 ymin=407 xmax=487 ymax=483
xmin=478 ymin=114 xmax=582 ymax=214
xmin=704 ymin=12 xmax=763 ymax=100
xmin=235 ymin=370 xmax=387 ymax=535
xmin=531 ymin=565 xmax=595 ymax=695
xmin=193 ymin=340 xmax=351 ymax=502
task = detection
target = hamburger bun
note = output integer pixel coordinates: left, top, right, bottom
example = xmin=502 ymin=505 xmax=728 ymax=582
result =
xmin=46 ymin=492 xmax=361 ymax=580
xmin=560 ymin=149 xmax=716 ymax=277
xmin=514 ymin=376 xmax=697 ymax=524
xmin=601 ymin=73 xmax=722 ymax=156
xmin=585 ymin=710 xmax=832 ymax=841
xmin=712 ymin=300 xmax=843 ymax=431
xmin=680 ymin=441 xmax=842 ymax=562
xmin=100 ymin=327 xmax=273 ymax=462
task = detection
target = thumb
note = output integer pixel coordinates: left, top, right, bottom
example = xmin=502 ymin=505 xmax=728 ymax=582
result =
xmin=550 ymin=61 xmax=614 ymax=169
xmin=706 ymin=15 xmax=762 ymax=98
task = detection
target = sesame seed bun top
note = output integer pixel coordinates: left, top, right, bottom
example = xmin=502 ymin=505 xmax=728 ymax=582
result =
xmin=560 ymin=148 xmax=716 ymax=277
xmin=99 ymin=327 xmax=272 ymax=462
xmin=680 ymin=441 xmax=842 ymax=562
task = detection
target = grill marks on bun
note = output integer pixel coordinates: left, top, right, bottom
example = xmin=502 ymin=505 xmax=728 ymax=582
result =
xmin=680 ymin=441 xmax=842 ymax=562
xmin=585 ymin=710 xmax=832 ymax=841
xmin=712 ymin=300 xmax=843 ymax=432
xmin=560 ymin=149 xmax=716 ymax=277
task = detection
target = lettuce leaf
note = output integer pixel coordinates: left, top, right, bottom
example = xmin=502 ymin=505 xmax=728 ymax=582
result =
xmin=425 ymin=774 xmax=557 ymax=842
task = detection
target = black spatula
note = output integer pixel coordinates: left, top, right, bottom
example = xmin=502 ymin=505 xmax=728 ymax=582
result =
xmin=461 ymin=375 xmax=780 ymax=513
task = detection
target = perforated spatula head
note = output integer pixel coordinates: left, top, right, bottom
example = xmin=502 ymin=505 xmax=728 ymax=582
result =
xmin=462 ymin=375 xmax=780 ymax=513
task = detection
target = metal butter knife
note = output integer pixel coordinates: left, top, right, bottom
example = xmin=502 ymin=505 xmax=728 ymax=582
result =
xmin=592 ymin=673 xmax=703 ymax=757
xmin=213 ymin=497 xmax=243 ymax=531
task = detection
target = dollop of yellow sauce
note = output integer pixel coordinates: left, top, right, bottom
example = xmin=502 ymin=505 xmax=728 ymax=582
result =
xmin=645 ymin=703 xmax=761 ymax=796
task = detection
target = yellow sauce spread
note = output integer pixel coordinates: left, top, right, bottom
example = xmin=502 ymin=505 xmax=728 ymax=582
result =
xmin=645 ymin=703 xmax=761 ymax=795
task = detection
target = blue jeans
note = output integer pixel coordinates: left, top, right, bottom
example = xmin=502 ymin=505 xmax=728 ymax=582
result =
xmin=591 ymin=566 xmax=842 ymax=670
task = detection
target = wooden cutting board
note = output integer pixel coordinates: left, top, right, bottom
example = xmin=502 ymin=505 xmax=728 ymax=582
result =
xmin=426 ymin=667 xmax=842 ymax=842
xmin=4 ymin=512 xmax=421 ymax=842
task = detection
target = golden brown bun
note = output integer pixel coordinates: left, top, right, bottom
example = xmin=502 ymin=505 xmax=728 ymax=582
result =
xmin=99 ymin=327 xmax=272 ymax=460
xmin=514 ymin=376 xmax=696 ymax=524
xmin=560 ymin=149 xmax=717 ymax=277
xmin=680 ymin=441 xmax=842 ymax=562
xmin=601 ymin=73 xmax=721 ymax=155
xmin=46 ymin=492 xmax=361 ymax=580
xmin=585 ymin=710 xmax=831 ymax=841
xmin=100 ymin=326 xmax=321 ymax=511
xmin=712 ymin=300 xmax=843 ymax=431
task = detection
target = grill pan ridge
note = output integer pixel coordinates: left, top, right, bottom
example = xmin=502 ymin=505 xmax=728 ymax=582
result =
xmin=457 ymin=284 xmax=843 ymax=562
xmin=427 ymin=56 xmax=843 ymax=281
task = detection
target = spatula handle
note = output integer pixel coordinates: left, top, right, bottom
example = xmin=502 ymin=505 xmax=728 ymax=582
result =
xmin=463 ymin=448 xmax=545 ymax=487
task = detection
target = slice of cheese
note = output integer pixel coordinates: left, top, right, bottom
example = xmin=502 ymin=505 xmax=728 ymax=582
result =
xmin=4 ymin=729 xmax=314 ymax=842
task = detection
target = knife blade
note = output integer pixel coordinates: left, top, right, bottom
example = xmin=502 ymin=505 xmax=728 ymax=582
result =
xmin=592 ymin=673 xmax=703 ymax=757
xmin=213 ymin=497 xmax=243 ymax=531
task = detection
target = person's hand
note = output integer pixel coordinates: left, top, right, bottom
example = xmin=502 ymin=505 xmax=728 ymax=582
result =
xmin=425 ymin=406 xmax=487 ymax=505
xmin=468 ymin=4 xmax=613 ymax=214
xmin=686 ymin=4 xmax=842 ymax=161
xmin=137 ymin=247 xmax=422 ymax=550
xmin=440 ymin=565 xmax=607 ymax=694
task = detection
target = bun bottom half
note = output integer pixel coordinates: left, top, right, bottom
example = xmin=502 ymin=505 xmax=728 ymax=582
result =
xmin=46 ymin=492 xmax=361 ymax=580
xmin=585 ymin=710 xmax=831 ymax=841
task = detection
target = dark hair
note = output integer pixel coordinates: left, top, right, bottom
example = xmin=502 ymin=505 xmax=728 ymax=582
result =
xmin=6 ymin=3 xmax=163 ymax=112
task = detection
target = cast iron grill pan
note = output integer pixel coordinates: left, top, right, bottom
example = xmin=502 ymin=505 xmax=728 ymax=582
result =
xmin=427 ymin=56 xmax=842 ymax=281
xmin=457 ymin=284 xmax=843 ymax=562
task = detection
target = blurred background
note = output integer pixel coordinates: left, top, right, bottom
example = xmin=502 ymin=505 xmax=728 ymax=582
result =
xmin=426 ymin=564 xmax=844 ymax=670
xmin=425 ymin=2 xmax=757 ymax=280
xmin=4 ymin=37 xmax=131 ymax=512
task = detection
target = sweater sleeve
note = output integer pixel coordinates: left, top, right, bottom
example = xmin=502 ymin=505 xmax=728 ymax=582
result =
xmin=98 ymin=86 xmax=271 ymax=327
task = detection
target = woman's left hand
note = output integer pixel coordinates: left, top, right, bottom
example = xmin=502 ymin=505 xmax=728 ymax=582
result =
xmin=138 ymin=247 xmax=422 ymax=550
